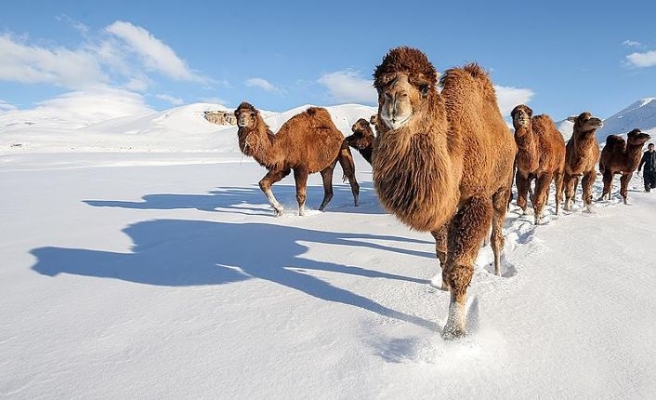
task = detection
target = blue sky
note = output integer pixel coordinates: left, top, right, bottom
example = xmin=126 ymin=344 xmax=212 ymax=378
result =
xmin=1 ymin=0 xmax=655 ymax=121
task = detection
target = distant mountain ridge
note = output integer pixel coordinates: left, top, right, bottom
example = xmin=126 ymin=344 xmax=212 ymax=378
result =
xmin=594 ymin=98 xmax=656 ymax=143
xmin=1 ymin=99 xmax=654 ymax=153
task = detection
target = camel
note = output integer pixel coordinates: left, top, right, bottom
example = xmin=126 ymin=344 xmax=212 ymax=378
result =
xmin=235 ymin=102 xmax=360 ymax=216
xmin=598 ymin=128 xmax=651 ymax=204
xmin=344 ymin=118 xmax=375 ymax=165
xmin=511 ymin=105 xmax=566 ymax=224
xmin=371 ymin=47 xmax=517 ymax=339
xmin=563 ymin=112 xmax=603 ymax=212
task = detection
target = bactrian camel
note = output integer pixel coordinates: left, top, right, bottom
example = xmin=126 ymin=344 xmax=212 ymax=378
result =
xmin=598 ymin=128 xmax=651 ymax=204
xmin=511 ymin=104 xmax=566 ymax=224
xmin=371 ymin=47 xmax=517 ymax=339
xmin=235 ymin=102 xmax=359 ymax=216
xmin=563 ymin=112 xmax=603 ymax=212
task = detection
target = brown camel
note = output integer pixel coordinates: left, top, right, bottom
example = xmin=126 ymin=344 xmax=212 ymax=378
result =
xmin=235 ymin=102 xmax=360 ymax=216
xmin=511 ymin=105 xmax=566 ymax=224
xmin=371 ymin=47 xmax=516 ymax=339
xmin=344 ymin=118 xmax=375 ymax=165
xmin=598 ymin=128 xmax=651 ymax=204
xmin=563 ymin=112 xmax=603 ymax=212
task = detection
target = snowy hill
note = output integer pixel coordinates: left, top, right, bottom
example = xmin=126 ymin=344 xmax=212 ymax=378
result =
xmin=3 ymin=98 xmax=655 ymax=155
xmin=595 ymin=98 xmax=656 ymax=144
xmin=0 ymin=102 xmax=377 ymax=155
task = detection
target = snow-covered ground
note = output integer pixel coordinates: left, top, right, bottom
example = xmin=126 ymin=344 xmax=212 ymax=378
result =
xmin=2 ymin=102 xmax=656 ymax=399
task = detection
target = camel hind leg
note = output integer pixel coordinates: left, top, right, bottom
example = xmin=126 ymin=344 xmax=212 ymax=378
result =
xmin=318 ymin=161 xmax=337 ymax=211
xmin=598 ymin=171 xmax=613 ymax=201
xmin=442 ymin=196 xmax=493 ymax=339
xmin=293 ymin=167 xmax=309 ymax=216
xmin=337 ymin=142 xmax=360 ymax=207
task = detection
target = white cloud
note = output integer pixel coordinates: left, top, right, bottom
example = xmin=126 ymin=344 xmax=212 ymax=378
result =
xmin=155 ymin=93 xmax=184 ymax=105
xmin=622 ymin=40 xmax=642 ymax=47
xmin=105 ymin=21 xmax=209 ymax=83
xmin=625 ymin=50 xmax=656 ymax=68
xmin=0 ymin=34 xmax=107 ymax=88
xmin=0 ymin=99 xmax=17 ymax=113
xmin=495 ymin=85 xmax=534 ymax=116
xmin=245 ymin=78 xmax=284 ymax=94
xmin=317 ymin=70 xmax=376 ymax=104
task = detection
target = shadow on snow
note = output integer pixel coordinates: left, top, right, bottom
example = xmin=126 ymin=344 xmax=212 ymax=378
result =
xmin=31 ymin=219 xmax=437 ymax=330
xmin=84 ymin=182 xmax=383 ymax=216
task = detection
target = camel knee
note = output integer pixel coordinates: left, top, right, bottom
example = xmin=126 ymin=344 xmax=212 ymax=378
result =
xmin=445 ymin=264 xmax=473 ymax=303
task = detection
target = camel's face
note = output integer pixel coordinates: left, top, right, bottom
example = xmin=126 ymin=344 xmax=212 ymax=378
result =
xmin=235 ymin=108 xmax=258 ymax=129
xmin=569 ymin=112 xmax=603 ymax=138
xmin=626 ymin=128 xmax=651 ymax=146
xmin=346 ymin=120 xmax=374 ymax=150
xmin=377 ymin=73 xmax=422 ymax=130
xmin=511 ymin=105 xmax=532 ymax=129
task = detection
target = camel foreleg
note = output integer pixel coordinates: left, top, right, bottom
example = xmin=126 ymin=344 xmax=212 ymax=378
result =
xmin=442 ymin=196 xmax=492 ymax=339
xmin=553 ymin=171 xmax=564 ymax=215
xmin=337 ymin=144 xmax=360 ymax=207
xmin=532 ymin=172 xmax=553 ymax=225
xmin=620 ymin=173 xmax=632 ymax=204
xmin=259 ymin=168 xmax=291 ymax=216
xmin=563 ymin=174 xmax=579 ymax=211
xmin=491 ymin=187 xmax=511 ymax=275
xmin=515 ymin=172 xmax=531 ymax=213
xmin=581 ymin=170 xmax=596 ymax=212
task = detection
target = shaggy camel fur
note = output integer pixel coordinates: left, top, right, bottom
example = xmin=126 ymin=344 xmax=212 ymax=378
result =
xmin=344 ymin=118 xmax=375 ymax=165
xmin=372 ymin=47 xmax=516 ymax=339
xmin=563 ymin=112 xmax=603 ymax=212
xmin=511 ymin=105 xmax=566 ymax=224
xmin=598 ymin=128 xmax=651 ymax=203
xmin=235 ymin=102 xmax=359 ymax=216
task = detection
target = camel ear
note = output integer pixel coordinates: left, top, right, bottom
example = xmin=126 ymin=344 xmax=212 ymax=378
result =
xmin=510 ymin=106 xmax=519 ymax=119
xmin=566 ymin=116 xmax=577 ymax=123
xmin=525 ymin=106 xmax=533 ymax=117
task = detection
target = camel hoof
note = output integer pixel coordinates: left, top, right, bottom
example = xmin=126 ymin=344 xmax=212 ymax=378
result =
xmin=441 ymin=326 xmax=466 ymax=340
xmin=274 ymin=208 xmax=284 ymax=217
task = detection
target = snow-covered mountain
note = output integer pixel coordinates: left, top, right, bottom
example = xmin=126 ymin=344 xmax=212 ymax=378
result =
xmin=2 ymin=98 xmax=654 ymax=154
xmin=0 ymin=102 xmax=377 ymax=155
xmin=594 ymin=98 xmax=656 ymax=143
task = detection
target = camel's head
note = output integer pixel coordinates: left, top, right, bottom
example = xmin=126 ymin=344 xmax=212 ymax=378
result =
xmin=234 ymin=102 xmax=259 ymax=129
xmin=626 ymin=128 xmax=651 ymax=146
xmin=373 ymin=47 xmax=438 ymax=131
xmin=511 ymin=104 xmax=533 ymax=129
xmin=567 ymin=112 xmax=603 ymax=139
xmin=345 ymin=118 xmax=375 ymax=150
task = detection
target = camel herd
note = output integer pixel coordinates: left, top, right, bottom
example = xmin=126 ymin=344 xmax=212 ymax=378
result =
xmin=235 ymin=46 xmax=651 ymax=339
